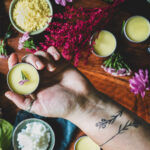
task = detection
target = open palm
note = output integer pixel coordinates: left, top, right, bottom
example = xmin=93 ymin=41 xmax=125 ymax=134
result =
xmin=5 ymin=47 xmax=93 ymax=119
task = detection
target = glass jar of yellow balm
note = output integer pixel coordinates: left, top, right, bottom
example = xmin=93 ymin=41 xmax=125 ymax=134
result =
xmin=74 ymin=136 xmax=100 ymax=150
xmin=124 ymin=16 xmax=150 ymax=43
xmin=91 ymin=30 xmax=117 ymax=57
xmin=7 ymin=63 xmax=40 ymax=95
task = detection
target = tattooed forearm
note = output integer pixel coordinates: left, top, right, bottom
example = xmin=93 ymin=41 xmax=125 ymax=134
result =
xmin=96 ymin=110 xmax=123 ymax=129
xmin=100 ymin=119 xmax=141 ymax=148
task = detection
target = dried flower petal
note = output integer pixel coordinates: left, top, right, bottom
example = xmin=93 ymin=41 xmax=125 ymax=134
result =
xmin=18 ymin=32 xmax=30 ymax=50
xmin=129 ymin=69 xmax=150 ymax=98
xmin=55 ymin=0 xmax=72 ymax=6
xmin=18 ymin=79 xmax=29 ymax=85
xmin=0 ymin=54 xmax=8 ymax=59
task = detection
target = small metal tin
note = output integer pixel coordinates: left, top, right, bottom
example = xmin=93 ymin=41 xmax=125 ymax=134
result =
xmin=74 ymin=136 xmax=87 ymax=150
xmin=7 ymin=63 xmax=40 ymax=96
xmin=123 ymin=16 xmax=150 ymax=43
xmin=74 ymin=136 xmax=101 ymax=150
xmin=90 ymin=30 xmax=117 ymax=58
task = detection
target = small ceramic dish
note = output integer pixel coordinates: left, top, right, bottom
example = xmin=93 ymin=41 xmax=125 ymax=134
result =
xmin=9 ymin=0 xmax=53 ymax=35
xmin=90 ymin=30 xmax=117 ymax=58
xmin=12 ymin=118 xmax=55 ymax=150
xmin=123 ymin=16 xmax=150 ymax=43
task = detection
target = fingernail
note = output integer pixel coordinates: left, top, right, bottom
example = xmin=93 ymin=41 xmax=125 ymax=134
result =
xmin=5 ymin=92 xmax=11 ymax=99
xmin=54 ymin=53 xmax=60 ymax=61
xmin=47 ymin=64 xmax=56 ymax=72
xmin=36 ymin=61 xmax=43 ymax=69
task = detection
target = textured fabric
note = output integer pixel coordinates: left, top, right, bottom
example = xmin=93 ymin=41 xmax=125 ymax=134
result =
xmin=11 ymin=110 xmax=78 ymax=150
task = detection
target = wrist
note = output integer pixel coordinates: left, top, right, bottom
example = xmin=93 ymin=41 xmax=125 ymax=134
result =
xmin=65 ymin=90 xmax=124 ymax=145
xmin=66 ymin=90 xmax=106 ymax=129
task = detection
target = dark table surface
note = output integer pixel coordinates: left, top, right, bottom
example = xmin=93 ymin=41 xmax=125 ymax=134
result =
xmin=0 ymin=0 xmax=150 ymax=149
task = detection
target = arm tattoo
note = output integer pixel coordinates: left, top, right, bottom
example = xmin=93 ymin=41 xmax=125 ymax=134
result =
xmin=99 ymin=119 xmax=141 ymax=150
xmin=96 ymin=110 xmax=123 ymax=129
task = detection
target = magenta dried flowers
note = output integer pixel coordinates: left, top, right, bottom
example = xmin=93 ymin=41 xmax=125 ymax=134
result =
xmin=55 ymin=0 xmax=73 ymax=6
xmin=40 ymin=0 xmax=125 ymax=66
xmin=101 ymin=53 xmax=131 ymax=76
xmin=18 ymin=32 xmax=36 ymax=52
xmin=129 ymin=69 xmax=150 ymax=98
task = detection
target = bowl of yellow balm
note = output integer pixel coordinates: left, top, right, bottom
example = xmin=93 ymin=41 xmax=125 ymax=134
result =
xmin=74 ymin=136 xmax=100 ymax=150
xmin=92 ymin=30 xmax=117 ymax=57
xmin=124 ymin=16 xmax=150 ymax=43
xmin=7 ymin=63 xmax=40 ymax=95
xmin=9 ymin=0 xmax=53 ymax=35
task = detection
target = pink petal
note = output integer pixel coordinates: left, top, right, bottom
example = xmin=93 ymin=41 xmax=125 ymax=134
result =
xmin=18 ymin=79 xmax=29 ymax=85
xmin=140 ymin=91 xmax=145 ymax=99
xmin=18 ymin=43 xmax=23 ymax=50
xmin=66 ymin=0 xmax=72 ymax=2
xmin=144 ymin=69 xmax=149 ymax=82
xmin=60 ymin=0 xmax=66 ymax=6
xmin=55 ymin=0 xmax=61 ymax=4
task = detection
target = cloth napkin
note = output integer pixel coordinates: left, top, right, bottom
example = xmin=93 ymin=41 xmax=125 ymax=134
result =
xmin=12 ymin=110 xmax=78 ymax=150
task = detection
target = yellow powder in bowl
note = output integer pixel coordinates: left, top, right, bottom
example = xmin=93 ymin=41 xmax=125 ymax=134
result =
xmin=12 ymin=0 xmax=51 ymax=32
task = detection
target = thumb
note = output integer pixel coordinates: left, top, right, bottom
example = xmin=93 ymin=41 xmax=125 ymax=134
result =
xmin=5 ymin=91 xmax=33 ymax=112
xmin=8 ymin=53 xmax=19 ymax=70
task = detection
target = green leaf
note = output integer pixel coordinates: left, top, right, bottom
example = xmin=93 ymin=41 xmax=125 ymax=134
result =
xmin=21 ymin=71 xmax=28 ymax=80
xmin=147 ymin=0 xmax=150 ymax=3
xmin=121 ymin=20 xmax=126 ymax=35
xmin=103 ymin=52 xmax=131 ymax=72
xmin=4 ymin=24 xmax=12 ymax=42
xmin=0 ymin=40 xmax=7 ymax=56
xmin=0 ymin=119 xmax=13 ymax=150
xmin=24 ymin=40 xmax=36 ymax=49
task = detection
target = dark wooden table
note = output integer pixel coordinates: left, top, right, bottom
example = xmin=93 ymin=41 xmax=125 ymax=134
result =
xmin=0 ymin=0 xmax=150 ymax=149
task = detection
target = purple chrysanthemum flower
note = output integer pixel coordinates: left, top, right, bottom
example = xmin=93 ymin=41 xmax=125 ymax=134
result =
xmin=129 ymin=69 xmax=150 ymax=98
xmin=55 ymin=0 xmax=72 ymax=6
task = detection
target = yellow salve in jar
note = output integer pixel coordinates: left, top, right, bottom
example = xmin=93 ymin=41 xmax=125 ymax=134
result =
xmin=93 ymin=30 xmax=117 ymax=57
xmin=75 ymin=136 xmax=99 ymax=150
xmin=125 ymin=16 xmax=150 ymax=42
xmin=7 ymin=63 xmax=39 ymax=95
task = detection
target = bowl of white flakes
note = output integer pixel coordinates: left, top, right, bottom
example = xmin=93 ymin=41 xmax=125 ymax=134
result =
xmin=12 ymin=118 xmax=55 ymax=150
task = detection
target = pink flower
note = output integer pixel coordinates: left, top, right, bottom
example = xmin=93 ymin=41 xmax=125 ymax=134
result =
xmin=18 ymin=32 xmax=30 ymax=50
xmin=129 ymin=69 xmax=150 ymax=98
xmin=55 ymin=0 xmax=72 ymax=6
xmin=40 ymin=0 xmax=125 ymax=66
xmin=101 ymin=65 xmax=131 ymax=76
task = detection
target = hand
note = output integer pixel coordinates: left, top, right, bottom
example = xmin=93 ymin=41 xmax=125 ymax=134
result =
xmin=5 ymin=47 xmax=96 ymax=119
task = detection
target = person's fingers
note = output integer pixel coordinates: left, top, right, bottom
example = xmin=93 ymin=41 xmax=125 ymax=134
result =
xmin=5 ymin=91 xmax=37 ymax=112
xmin=47 ymin=46 xmax=61 ymax=61
xmin=35 ymin=51 xmax=56 ymax=72
xmin=8 ymin=53 xmax=18 ymax=70
xmin=5 ymin=91 xmax=27 ymax=109
xmin=47 ymin=63 xmax=56 ymax=72
xmin=34 ymin=51 xmax=50 ymax=61
xmin=22 ymin=54 xmax=45 ymax=70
